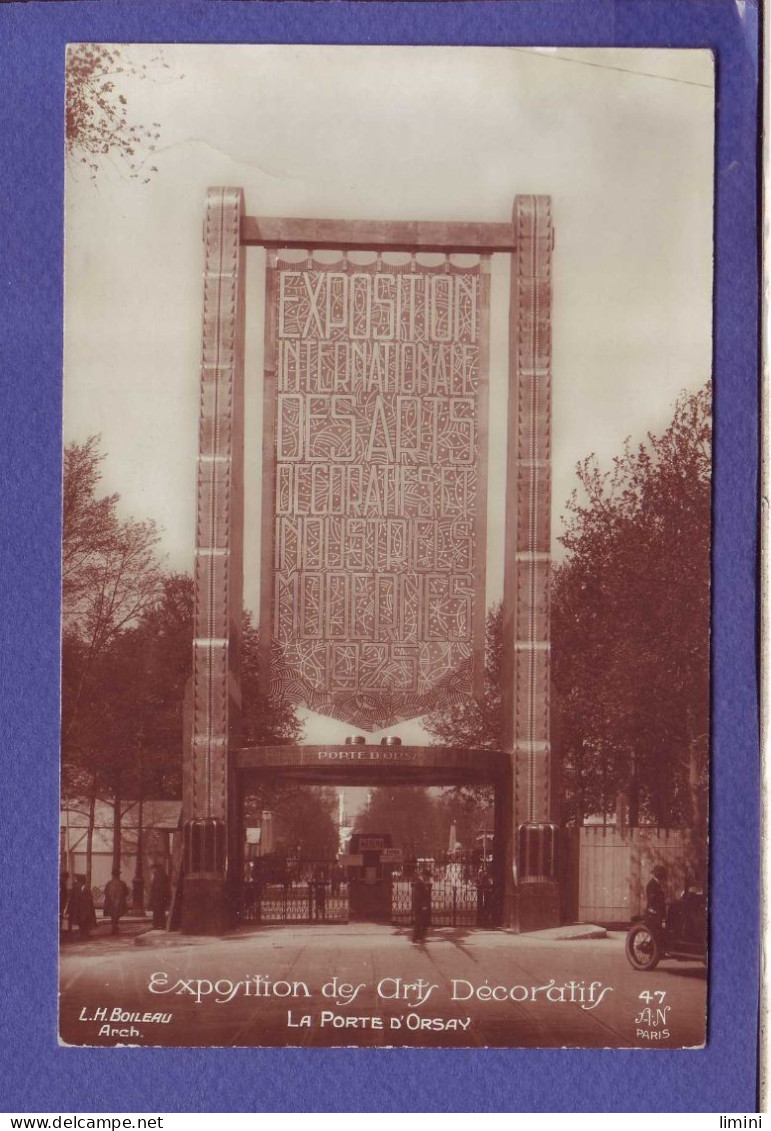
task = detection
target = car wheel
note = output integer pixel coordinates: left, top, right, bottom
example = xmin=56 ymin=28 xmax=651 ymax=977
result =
xmin=626 ymin=922 xmax=661 ymax=971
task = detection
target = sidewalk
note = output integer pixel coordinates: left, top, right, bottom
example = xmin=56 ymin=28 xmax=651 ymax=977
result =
xmin=60 ymin=915 xmax=154 ymax=944
xmin=131 ymin=919 xmax=607 ymax=948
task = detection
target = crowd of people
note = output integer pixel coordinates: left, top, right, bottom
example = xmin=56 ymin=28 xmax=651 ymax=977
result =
xmin=59 ymin=863 xmax=172 ymax=939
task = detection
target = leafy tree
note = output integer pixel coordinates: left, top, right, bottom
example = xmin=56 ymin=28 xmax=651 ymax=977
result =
xmin=240 ymin=610 xmax=304 ymax=748
xmin=62 ymin=577 xmax=185 ymax=875
xmin=60 ymin=440 xmax=304 ymax=879
xmin=436 ymin=789 xmax=494 ymax=857
xmin=66 ymin=44 xmax=170 ymax=182
xmin=62 ymin=436 xmax=119 ymax=608
xmin=553 ymin=382 xmax=711 ymax=831
xmin=61 ymin=435 xmax=163 ymax=875
xmin=63 ymin=569 xmax=305 ymax=874
xmin=62 ymin=437 xmax=163 ymax=754
xmin=423 ymin=383 xmax=711 ymax=839
xmin=251 ymin=787 xmax=339 ymax=860
xmin=131 ymin=572 xmax=303 ymax=757
xmin=355 ymin=788 xmax=444 ymax=859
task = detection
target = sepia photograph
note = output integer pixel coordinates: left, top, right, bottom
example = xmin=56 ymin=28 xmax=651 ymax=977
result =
xmin=58 ymin=43 xmax=714 ymax=1050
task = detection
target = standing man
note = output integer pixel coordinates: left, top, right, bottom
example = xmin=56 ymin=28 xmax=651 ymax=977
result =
xmin=645 ymin=864 xmax=668 ymax=928
xmin=103 ymin=869 xmax=130 ymax=935
xmin=412 ymin=872 xmax=432 ymax=944
xmin=477 ymin=868 xmax=494 ymax=927
xmin=148 ymin=863 xmax=172 ymax=930
xmin=72 ymin=875 xmax=96 ymax=939
xmin=312 ymin=867 xmax=327 ymax=922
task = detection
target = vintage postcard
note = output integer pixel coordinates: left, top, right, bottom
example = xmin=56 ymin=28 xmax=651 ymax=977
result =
xmin=58 ymin=43 xmax=714 ymax=1051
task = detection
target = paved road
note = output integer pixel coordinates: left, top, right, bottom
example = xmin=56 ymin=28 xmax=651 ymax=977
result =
xmin=59 ymin=922 xmax=706 ymax=1049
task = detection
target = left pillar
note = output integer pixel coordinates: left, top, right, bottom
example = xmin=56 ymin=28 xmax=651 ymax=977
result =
xmin=181 ymin=187 xmax=245 ymax=934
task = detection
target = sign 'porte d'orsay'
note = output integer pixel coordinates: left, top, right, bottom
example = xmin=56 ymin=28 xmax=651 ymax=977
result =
xmin=263 ymin=253 xmax=489 ymax=731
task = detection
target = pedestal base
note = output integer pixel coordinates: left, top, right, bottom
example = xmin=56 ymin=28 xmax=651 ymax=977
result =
xmin=513 ymin=881 xmax=561 ymax=933
xmin=180 ymin=874 xmax=232 ymax=935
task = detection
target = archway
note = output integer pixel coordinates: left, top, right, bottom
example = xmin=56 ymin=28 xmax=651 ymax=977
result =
xmin=181 ymin=189 xmax=557 ymax=934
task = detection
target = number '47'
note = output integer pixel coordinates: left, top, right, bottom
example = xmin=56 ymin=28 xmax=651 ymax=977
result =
xmin=638 ymin=990 xmax=667 ymax=1005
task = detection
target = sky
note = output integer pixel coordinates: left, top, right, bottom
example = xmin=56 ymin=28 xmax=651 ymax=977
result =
xmin=64 ymin=45 xmax=714 ymax=752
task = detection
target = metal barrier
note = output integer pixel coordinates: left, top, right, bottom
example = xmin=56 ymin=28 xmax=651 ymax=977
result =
xmin=391 ymin=878 xmax=492 ymax=927
xmin=241 ymin=879 xmax=349 ymax=924
xmin=238 ymin=859 xmax=499 ymax=927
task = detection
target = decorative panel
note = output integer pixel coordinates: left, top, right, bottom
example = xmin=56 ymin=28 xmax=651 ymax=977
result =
xmin=261 ymin=255 xmax=490 ymax=731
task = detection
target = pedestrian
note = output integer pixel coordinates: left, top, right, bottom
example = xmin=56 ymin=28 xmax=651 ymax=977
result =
xmin=412 ymin=871 xmax=432 ymax=944
xmin=148 ymin=863 xmax=172 ymax=930
xmin=72 ymin=875 xmax=97 ymax=939
xmin=313 ymin=868 xmax=326 ymax=921
xmin=645 ymin=864 xmax=668 ymax=928
xmin=103 ymin=869 xmax=130 ymax=935
xmin=60 ymin=870 xmax=69 ymax=933
xmin=477 ymin=869 xmax=494 ymax=927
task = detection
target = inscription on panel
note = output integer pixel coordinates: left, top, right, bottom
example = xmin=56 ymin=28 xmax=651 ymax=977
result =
xmin=264 ymin=257 xmax=488 ymax=730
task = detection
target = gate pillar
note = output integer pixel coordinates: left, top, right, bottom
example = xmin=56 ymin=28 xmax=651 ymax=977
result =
xmin=500 ymin=195 xmax=560 ymax=929
xmin=181 ymin=187 xmax=246 ymax=934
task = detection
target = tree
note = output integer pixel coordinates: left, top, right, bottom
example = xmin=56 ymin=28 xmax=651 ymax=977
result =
xmin=436 ymin=789 xmax=494 ymax=857
xmin=61 ymin=438 xmax=166 ymax=879
xmin=240 ymin=610 xmax=304 ymax=748
xmin=422 ymin=383 xmax=711 ymax=840
xmin=62 ymin=438 xmax=164 ymax=753
xmin=59 ymin=442 xmax=305 ymax=879
xmin=128 ymin=572 xmax=303 ymax=756
xmin=62 ymin=436 xmax=119 ymax=607
xmin=255 ymin=788 xmax=339 ymax=860
xmin=66 ymin=44 xmax=170 ymax=182
xmin=552 ymin=382 xmax=711 ymax=831
xmin=355 ymin=788 xmax=444 ymax=859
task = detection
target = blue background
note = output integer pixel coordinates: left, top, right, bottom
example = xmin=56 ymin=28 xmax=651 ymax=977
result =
xmin=0 ymin=0 xmax=759 ymax=1114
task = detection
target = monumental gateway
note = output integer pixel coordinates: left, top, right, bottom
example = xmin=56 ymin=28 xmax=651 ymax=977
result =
xmin=181 ymin=188 xmax=557 ymax=933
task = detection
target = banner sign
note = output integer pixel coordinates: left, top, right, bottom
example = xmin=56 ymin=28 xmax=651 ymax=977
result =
xmin=261 ymin=254 xmax=489 ymax=730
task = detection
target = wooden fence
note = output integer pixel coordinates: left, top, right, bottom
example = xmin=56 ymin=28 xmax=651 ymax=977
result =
xmin=567 ymin=826 xmax=701 ymax=926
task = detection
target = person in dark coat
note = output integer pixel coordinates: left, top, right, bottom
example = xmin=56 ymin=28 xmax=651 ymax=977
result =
xmin=71 ymin=875 xmax=97 ymax=938
xmin=645 ymin=864 xmax=668 ymax=927
xmin=313 ymin=868 xmax=327 ymax=921
xmin=103 ymin=869 xmax=130 ymax=935
xmin=477 ymin=869 xmax=494 ymax=927
xmin=412 ymin=873 xmax=432 ymax=943
xmin=148 ymin=864 xmax=172 ymax=930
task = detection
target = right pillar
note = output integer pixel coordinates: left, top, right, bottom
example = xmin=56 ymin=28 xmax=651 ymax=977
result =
xmin=500 ymin=195 xmax=558 ymax=930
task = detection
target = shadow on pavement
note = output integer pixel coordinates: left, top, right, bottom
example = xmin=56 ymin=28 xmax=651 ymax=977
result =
xmin=389 ymin=924 xmax=480 ymax=949
xmin=659 ymin=964 xmax=707 ymax=980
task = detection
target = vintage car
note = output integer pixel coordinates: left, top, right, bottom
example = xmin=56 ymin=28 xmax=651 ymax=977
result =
xmin=625 ymin=888 xmax=707 ymax=970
